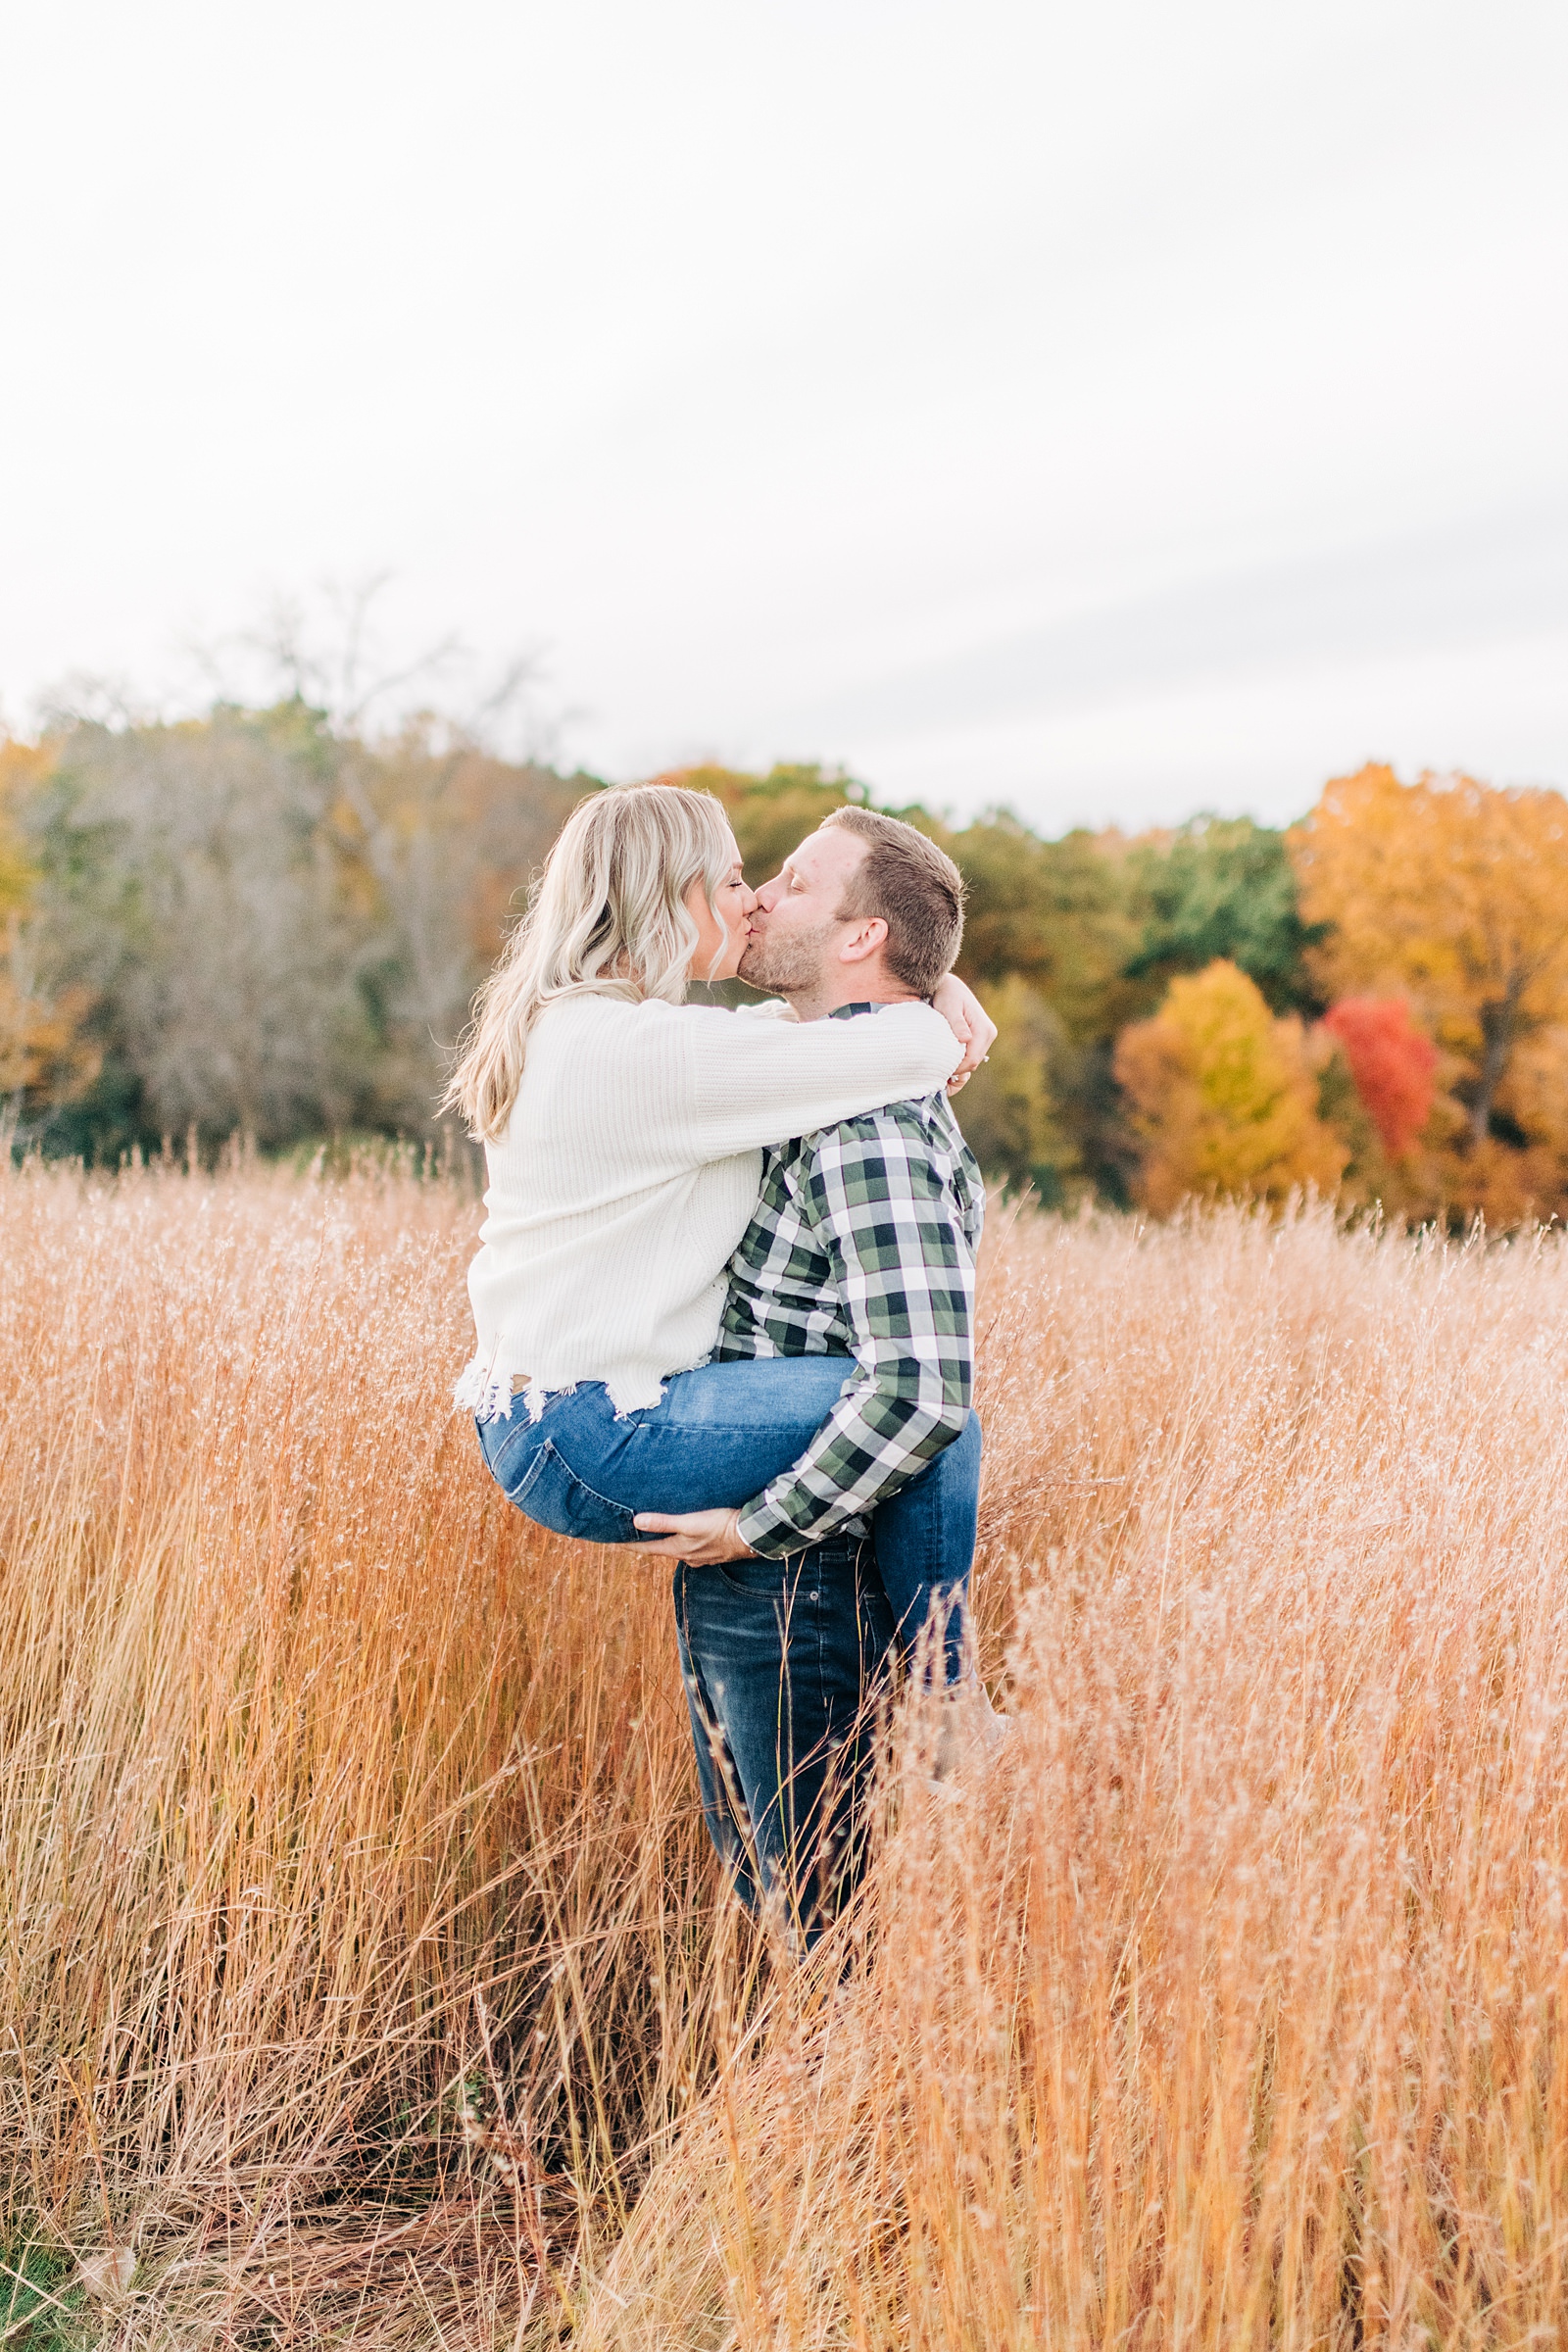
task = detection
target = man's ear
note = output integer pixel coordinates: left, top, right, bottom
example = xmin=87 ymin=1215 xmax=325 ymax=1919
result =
xmin=838 ymin=916 xmax=889 ymax=966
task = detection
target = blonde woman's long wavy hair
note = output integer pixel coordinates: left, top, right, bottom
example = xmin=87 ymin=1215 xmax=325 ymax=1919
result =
xmin=445 ymin=783 xmax=737 ymax=1142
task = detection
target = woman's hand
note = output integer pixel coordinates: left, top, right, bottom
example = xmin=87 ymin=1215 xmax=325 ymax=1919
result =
xmin=633 ymin=1507 xmax=758 ymax=1564
xmin=931 ymin=974 xmax=998 ymax=1094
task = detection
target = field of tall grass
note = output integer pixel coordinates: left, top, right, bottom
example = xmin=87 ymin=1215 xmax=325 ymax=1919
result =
xmin=3 ymin=1156 xmax=1568 ymax=2347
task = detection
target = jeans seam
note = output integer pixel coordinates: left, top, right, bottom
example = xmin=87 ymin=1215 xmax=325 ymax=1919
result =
xmin=535 ymin=1441 xmax=640 ymax=1532
xmin=497 ymin=1438 xmax=552 ymax=1510
xmin=807 ymin=1563 xmax=831 ymax=1733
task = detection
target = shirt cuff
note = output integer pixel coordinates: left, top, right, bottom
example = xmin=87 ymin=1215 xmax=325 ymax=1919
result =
xmin=736 ymin=1495 xmax=802 ymax=1558
xmin=740 ymin=1487 xmax=876 ymax=1555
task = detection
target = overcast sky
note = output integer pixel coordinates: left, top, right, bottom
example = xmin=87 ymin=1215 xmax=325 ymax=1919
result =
xmin=2 ymin=1 xmax=1564 ymax=832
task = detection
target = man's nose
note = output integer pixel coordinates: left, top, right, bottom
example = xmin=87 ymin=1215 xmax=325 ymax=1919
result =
xmin=755 ymin=876 xmax=783 ymax=912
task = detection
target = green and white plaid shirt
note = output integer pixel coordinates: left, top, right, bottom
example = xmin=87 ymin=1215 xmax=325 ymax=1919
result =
xmin=717 ymin=1004 xmax=986 ymax=1559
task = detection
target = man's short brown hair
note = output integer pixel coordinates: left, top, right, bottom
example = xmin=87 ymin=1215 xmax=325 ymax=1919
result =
xmin=822 ymin=807 xmax=965 ymax=998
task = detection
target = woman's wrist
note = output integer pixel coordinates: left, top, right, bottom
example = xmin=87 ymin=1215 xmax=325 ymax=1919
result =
xmin=930 ymin=973 xmax=997 ymax=1090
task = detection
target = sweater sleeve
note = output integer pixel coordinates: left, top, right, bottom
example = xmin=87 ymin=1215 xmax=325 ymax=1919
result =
xmin=668 ymin=1000 xmax=962 ymax=1160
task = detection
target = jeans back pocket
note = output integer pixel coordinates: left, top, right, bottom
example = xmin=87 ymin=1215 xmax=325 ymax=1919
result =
xmin=488 ymin=1430 xmax=639 ymax=1546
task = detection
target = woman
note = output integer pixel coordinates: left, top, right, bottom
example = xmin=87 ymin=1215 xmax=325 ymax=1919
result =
xmin=448 ymin=781 xmax=993 ymax=1647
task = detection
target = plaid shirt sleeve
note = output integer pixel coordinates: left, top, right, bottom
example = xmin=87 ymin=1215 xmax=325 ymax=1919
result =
xmin=734 ymin=1106 xmax=977 ymax=1558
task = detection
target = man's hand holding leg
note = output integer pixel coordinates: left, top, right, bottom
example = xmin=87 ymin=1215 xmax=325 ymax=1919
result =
xmin=634 ymin=1507 xmax=757 ymax=1565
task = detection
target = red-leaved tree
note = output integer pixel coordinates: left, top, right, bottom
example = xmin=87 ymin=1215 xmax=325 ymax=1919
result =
xmin=1320 ymin=998 xmax=1437 ymax=1159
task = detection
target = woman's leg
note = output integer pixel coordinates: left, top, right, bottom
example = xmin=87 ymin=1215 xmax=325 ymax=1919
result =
xmin=478 ymin=1363 xmax=982 ymax=1669
xmin=476 ymin=1358 xmax=856 ymax=1544
xmin=870 ymin=1411 xmax=982 ymax=1687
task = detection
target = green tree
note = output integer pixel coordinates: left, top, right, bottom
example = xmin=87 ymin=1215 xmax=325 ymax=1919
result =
xmin=934 ymin=815 xmax=1144 ymax=1200
xmin=1124 ymin=815 xmax=1322 ymax=1014
xmin=950 ymin=976 xmax=1083 ymax=1204
xmin=939 ymin=816 xmax=1141 ymax=1031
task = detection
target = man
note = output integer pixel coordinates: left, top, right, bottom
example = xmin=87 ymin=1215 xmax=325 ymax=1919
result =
xmin=634 ymin=808 xmax=994 ymax=1947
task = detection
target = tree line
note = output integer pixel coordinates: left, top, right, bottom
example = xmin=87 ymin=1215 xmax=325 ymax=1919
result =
xmin=3 ymin=705 xmax=1565 ymax=1224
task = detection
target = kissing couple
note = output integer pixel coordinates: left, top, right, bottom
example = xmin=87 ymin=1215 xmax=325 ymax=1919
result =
xmin=451 ymin=783 xmax=1002 ymax=1949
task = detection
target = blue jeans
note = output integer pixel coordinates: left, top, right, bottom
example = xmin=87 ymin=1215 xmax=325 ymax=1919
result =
xmin=474 ymin=1354 xmax=980 ymax=1683
xmin=673 ymin=1534 xmax=898 ymax=1948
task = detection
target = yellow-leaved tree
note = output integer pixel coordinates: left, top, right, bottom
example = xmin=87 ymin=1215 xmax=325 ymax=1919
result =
xmin=0 ymin=739 xmax=35 ymax=918
xmin=0 ymin=737 xmax=99 ymax=1118
xmin=1288 ymin=764 xmax=1568 ymax=1220
xmin=1114 ymin=958 xmax=1346 ymax=1215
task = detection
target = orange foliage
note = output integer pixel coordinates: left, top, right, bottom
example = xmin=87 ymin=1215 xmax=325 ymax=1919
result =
xmin=0 ymin=978 xmax=100 ymax=1105
xmin=1290 ymin=765 xmax=1568 ymax=1155
xmin=0 ymin=736 xmax=100 ymax=1111
xmin=1320 ymin=998 xmax=1438 ymax=1160
xmin=1114 ymin=959 xmax=1346 ymax=1215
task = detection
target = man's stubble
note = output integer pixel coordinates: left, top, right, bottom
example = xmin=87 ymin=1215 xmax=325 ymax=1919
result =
xmin=737 ymin=915 xmax=839 ymax=998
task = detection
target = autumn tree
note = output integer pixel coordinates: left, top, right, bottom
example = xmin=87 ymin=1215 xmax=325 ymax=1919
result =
xmin=0 ymin=738 xmax=100 ymax=1121
xmin=1491 ymin=1027 xmax=1568 ymax=1214
xmin=1114 ymin=959 xmax=1346 ymax=1215
xmin=0 ymin=743 xmax=32 ymax=916
xmin=1290 ymin=766 xmax=1568 ymax=1153
xmin=1319 ymin=998 xmax=1437 ymax=1159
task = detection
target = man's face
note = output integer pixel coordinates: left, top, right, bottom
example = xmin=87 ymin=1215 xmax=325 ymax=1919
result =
xmin=738 ymin=826 xmax=869 ymax=994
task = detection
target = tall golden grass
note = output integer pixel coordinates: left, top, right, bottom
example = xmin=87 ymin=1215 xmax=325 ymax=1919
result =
xmin=3 ymin=1158 xmax=1568 ymax=2346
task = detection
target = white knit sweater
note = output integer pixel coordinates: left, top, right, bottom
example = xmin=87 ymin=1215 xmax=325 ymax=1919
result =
xmin=454 ymin=992 xmax=961 ymax=1421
